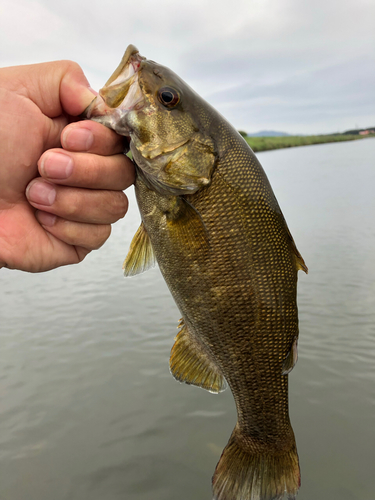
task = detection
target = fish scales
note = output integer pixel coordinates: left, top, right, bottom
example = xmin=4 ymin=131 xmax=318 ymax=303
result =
xmin=138 ymin=130 xmax=296 ymax=439
xmin=85 ymin=44 xmax=307 ymax=500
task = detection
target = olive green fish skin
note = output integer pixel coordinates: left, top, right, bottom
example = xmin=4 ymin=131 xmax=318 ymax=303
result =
xmin=136 ymin=123 xmax=298 ymax=446
xmin=86 ymin=46 xmax=306 ymax=499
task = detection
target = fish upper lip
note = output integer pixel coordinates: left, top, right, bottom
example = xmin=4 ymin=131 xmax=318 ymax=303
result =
xmin=103 ymin=51 xmax=144 ymax=89
xmin=103 ymin=45 xmax=143 ymax=87
xmin=90 ymin=46 xmax=146 ymax=113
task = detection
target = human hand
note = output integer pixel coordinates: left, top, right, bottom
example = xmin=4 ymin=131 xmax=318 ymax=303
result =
xmin=0 ymin=61 xmax=135 ymax=272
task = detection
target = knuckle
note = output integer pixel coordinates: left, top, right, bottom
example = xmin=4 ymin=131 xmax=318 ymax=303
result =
xmin=108 ymin=191 xmax=128 ymax=220
xmin=75 ymin=248 xmax=91 ymax=263
xmin=62 ymin=219 xmax=78 ymax=241
xmin=62 ymin=60 xmax=83 ymax=75
xmin=64 ymin=197 xmax=80 ymax=218
xmin=59 ymin=220 xmax=111 ymax=250
xmin=93 ymin=224 xmax=111 ymax=249
xmin=58 ymin=189 xmax=128 ymax=223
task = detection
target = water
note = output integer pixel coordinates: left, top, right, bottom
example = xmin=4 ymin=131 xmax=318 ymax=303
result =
xmin=1 ymin=138 xmax=374 ymax=500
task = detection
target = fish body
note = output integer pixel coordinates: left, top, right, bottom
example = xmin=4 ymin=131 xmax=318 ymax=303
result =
xmin=85 ymin=45 xmax=307 ymax=500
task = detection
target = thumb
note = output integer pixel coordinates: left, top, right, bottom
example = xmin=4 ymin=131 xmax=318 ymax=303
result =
xmin=59 ymin=61 xmax=98 ymax=116
xmin=5 ymin=60 xmax=97 ymax=118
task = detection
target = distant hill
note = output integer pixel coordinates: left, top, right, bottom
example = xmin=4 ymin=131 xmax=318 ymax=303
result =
xmin=246 ymin=130 xmax=291 ymax=137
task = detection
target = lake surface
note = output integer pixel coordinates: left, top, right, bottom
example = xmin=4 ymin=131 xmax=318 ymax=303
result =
xmin=1 ymin=138 xmax=374 ymax=500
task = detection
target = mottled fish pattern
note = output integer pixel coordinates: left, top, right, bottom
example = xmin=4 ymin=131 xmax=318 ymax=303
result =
xmin=85 ymin=45 xmax=307 ymax=500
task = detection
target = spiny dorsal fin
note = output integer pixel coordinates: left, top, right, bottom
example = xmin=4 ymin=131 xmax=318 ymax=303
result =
xmin=282 ymin=337 xmax=298 ymax=375
xmin=170 ymin=322 xmax=227 ymax=394
xmin=123 ymin=222 xmax=156 ymax=276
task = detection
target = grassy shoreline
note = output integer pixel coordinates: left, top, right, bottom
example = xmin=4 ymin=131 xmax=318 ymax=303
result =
xmin=245 ymin=134 xmax=374 ymax=152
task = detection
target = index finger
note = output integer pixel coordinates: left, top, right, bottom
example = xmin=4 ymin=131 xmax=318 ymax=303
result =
xmin=62 ymin=120 xmax=129 ymax=156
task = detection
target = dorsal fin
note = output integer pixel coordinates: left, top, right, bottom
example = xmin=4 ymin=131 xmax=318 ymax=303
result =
xmin=123 ymin=222 xmax=156 ymax=276
xmin=170 ymin=321 xmax=227 ymax=394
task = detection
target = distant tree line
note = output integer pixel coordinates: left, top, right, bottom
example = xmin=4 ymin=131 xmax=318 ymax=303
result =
xmin=239 ymin=128 xmax=375 ymax=137
xmin=343 ymin=127 xmax=375 ymax=135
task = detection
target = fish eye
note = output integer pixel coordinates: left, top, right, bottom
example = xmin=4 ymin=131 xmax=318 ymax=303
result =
xmin=158 ymin=87 xmax=180 ymax=108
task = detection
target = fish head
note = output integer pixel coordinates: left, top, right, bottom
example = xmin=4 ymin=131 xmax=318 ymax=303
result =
xmin=85 ymin=45 xmax=217 ymax=195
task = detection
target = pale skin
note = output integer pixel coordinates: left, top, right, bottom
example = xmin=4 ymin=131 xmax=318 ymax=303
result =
xmin=0 ymin=60 xmax=135 ymax=272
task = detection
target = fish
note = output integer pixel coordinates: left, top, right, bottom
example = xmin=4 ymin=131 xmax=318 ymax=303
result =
xmin=84 ymin=44 xmax=308 ymax=500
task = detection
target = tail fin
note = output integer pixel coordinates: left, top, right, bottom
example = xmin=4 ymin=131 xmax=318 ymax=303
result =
xmin=212 ymin=427 xmax=300 ymax=500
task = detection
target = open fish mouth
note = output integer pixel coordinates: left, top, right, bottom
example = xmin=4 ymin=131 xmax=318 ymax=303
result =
xmin=85 ymin=44 xmax=145 ymax=120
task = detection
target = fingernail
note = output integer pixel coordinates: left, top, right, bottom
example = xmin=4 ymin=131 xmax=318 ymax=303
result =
xmin=26 ymin=180 xmax=56 ymax=206
xmin=40 ymin=152 xmax=73 ymax=179
xmin=62 ymin=127 xmax=94 ymax=151
xmin=35 ymin=210 xmax=56 ymax=227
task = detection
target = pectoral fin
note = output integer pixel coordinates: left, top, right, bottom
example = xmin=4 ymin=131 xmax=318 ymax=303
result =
xmin=282 ymin=337 xmax=298 ymax=375
xmin=123 ymin=222 xmax=156 ymax=276
xmin=166 ymin=198 xmax=210 ymax=251
xmin=170 ymin=321 xmax=227 ymax=394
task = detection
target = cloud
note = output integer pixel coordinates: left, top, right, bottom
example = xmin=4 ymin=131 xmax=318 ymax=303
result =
xmin=0 ymin=0 xmax=374 ymax=133
xmin=202 ymin=56 xmax=375 ymax=133
xmin=0 ymin=0 xmax=67 ymax=65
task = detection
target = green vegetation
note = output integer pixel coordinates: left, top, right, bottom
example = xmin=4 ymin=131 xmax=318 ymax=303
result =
xmin=238 ymin=130 xmax=248 ymax=138
xmin=244 ymin=134 xmax=374 ymax=153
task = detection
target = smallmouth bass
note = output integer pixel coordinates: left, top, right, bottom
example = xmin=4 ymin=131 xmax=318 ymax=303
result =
xmin=85 ymin=45 xmax=308 ymax=500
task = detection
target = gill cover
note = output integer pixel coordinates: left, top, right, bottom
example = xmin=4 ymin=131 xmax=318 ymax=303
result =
xmin=84 ymin=45 xmax=217 ymax=196
xmin=131 ymin=133 xmax=216 ymax=196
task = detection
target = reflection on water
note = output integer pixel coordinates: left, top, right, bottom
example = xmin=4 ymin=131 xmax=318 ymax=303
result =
xmin=1 ymin=138 xmax=374 ymax=500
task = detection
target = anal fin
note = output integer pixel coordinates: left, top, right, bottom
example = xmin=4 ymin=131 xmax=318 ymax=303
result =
xmin=123 ymin=221 xmax=156 ymax=276
xmin=170 ymin=322 xmax=227 ymax=394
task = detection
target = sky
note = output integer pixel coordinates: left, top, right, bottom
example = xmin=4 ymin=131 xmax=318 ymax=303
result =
xmin=0 ymin=0 xmax=374 ymax=135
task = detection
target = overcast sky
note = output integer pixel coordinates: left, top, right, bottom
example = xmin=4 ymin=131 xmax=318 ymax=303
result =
xmin=1 ymin=0 xmax=374 ymax=134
